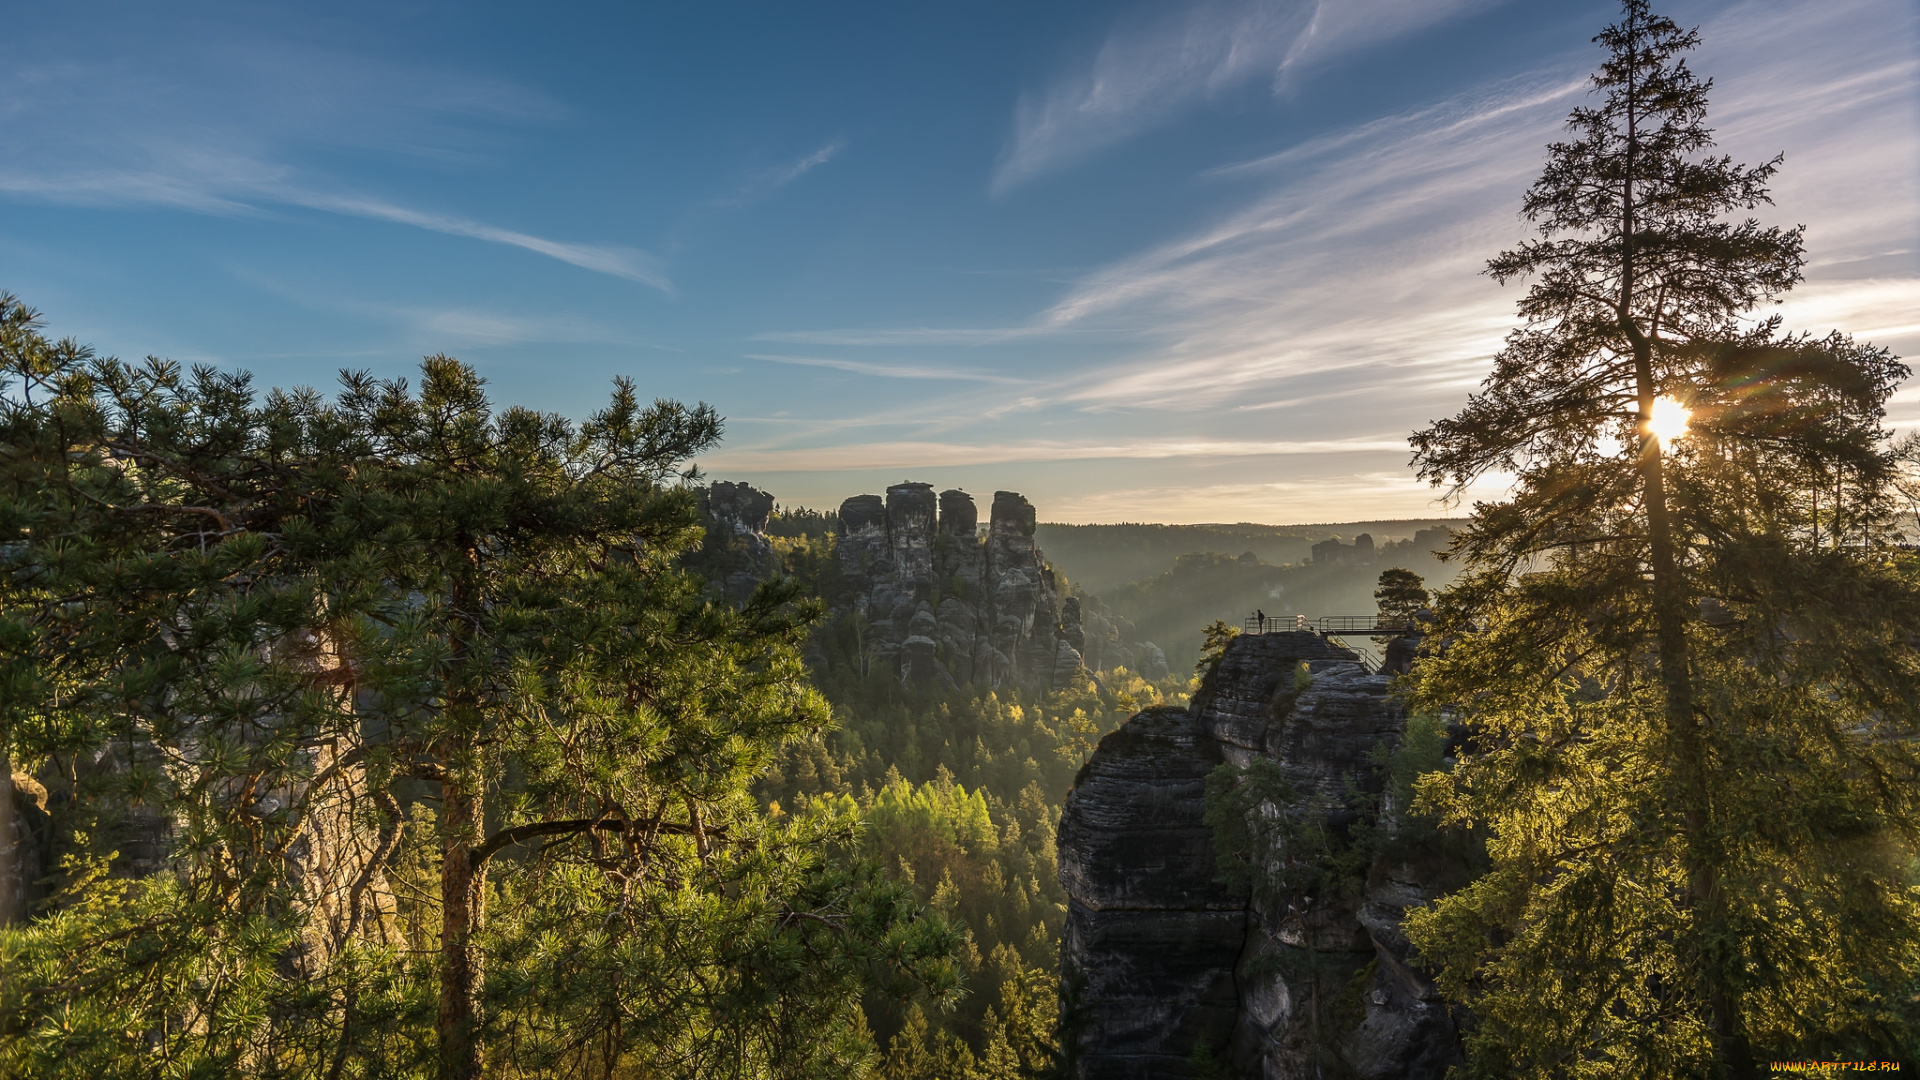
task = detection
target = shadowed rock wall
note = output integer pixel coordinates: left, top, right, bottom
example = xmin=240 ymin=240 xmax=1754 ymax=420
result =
xmin=1059 ymin=632 xmax=1469 ymax=1079
xmin=1058 ymin=706 xmax=1244 ymax=1078
xmin=697 ymin=481 xmax=783 ymax=606
xmin=839 ymin=486 xmax=1081 ymax=692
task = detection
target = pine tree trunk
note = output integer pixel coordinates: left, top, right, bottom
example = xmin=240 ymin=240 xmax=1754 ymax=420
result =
xmin=1618 ymin=27 xmax=1750 ymax=1065
xmin=436 ymin=552 xmax=487 ymax=1080
xmin=0 ymin=754 xmax=20 ymax=926
xmin=437 ymin=774 xmax=484 ymax=1080
xmin=1633 ymin=345 xmax=1754 ymax=1080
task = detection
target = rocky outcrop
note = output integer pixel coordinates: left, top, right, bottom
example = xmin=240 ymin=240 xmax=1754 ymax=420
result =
xmin=1059 ymin=632 xmax=1470 ymax=1079
xmin=1311 ymin=533 xmax=1375 ymax=565
xmin=0 ymin=764 xmax=47 ymax=924
xmin=698 ymin=480 xmax=1170 ymax=693
xmin=2 ymin=629 xmax=398 ymax=967
xmin=1058 ymin=707 xmax=1245 ymax=1077
xmin=697 ymin=481 xmax=783 ymax=606
xmin=835 ymin=485 xmax=1180 ymax=692
xmin=835 ymin=485 xmax=1077 ymax=692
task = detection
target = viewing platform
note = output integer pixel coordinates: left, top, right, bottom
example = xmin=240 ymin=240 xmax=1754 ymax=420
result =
xmin=1241 ymin=614 xmax=1417 ymax=637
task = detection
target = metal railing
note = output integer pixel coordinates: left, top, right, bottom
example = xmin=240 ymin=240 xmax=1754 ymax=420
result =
xmin=1314 ymin=615 xmax=1415 ymax=636
xmin=1241 ymin=614 xmax=1415 ymax=637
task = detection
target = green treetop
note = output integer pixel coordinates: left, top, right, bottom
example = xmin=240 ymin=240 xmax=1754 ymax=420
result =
xmin=0 ymin=295 xmax=959 ymax=1079
xmin=1372 ymin=568 xmax=1428 ymax=621
xmin=1405 ymin=3 xmax=1920 ymax=1076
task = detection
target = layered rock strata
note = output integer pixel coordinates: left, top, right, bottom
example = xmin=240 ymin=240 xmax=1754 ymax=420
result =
xmin=695 ymin=480 xmax=1169 ymax=693
xmin=835 ymin=486 xmax=1081 ymax=692
xmin=840 ymin=486 xmax=1174 ymax=692
xmin=1059 ymin=632 xmax=1468 ymax=1079
xmin=697 ymin=481 xmax=782 ymax=606
xmin=1057 ymin=706 xmax=1244 ymax=1077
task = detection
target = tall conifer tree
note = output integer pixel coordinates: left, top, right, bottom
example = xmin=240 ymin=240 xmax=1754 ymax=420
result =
xmin=0 ymin=296 xmax=960 ymax=1079
xmin=1408 ymin=2 xmax=1920 ymax=1074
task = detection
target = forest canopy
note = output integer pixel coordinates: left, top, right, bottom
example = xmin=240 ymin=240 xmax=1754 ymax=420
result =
xmin=0 ymin=296 xmax=959 ymax=1080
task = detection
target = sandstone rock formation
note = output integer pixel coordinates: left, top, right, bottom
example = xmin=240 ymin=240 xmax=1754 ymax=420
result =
xmin=1058 ymin=631 xmax=1471 ymax=1079
xmin=697 ymin=480 xmax=782 ymax=606
xmin=1311 ymin=533 xmax=1375 ymax=565
xmin=0 ymin=629 xmax=399 ymax=968
xmin=1057 ymin=705 xmax=1243 ymax=1075
xmin=834 ymin=485 xmax=1081 ymax=692
xmin=838 ymin=485 xmax=1179 ymax=692
xmin=696 ymin=479 xmax=1171 ymax=693
xmin=0 ymin=765 xmax=47 ymax=924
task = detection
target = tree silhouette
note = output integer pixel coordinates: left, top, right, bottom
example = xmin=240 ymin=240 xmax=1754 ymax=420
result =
xmin=1406 ymin=3 xmax=1920 ymax=1075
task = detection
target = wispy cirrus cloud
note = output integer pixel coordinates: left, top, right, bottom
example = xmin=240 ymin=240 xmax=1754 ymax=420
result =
xmin=751 ymin=325 xmax=1056 ymax=346
xmin=991 ymin=0 xmax=1505 ymax=193
xmin=230 ymin=269 xmax=652 ymax=350
xmin=1025 ymin=72 xmax=1585 ymax=413
xmin=713 ymin=138 xmax=848 ymax=207
xmin=0 ymin=17 xmax=672 ymax=291
xmin=284 ymin=193 xmax=671 ymax=291
xmin=763 ymin=139 xmax=846 ymax=190
xmin=1036 ymin=472 xmax=1496 ymax=526
xmin=745 ymin=353 xmax=1031 ymax=384
xmin=1024 ymin=0 xmax=1920 ymax=417
xmin=737 ymin=0 xmax=1916 ymax=524
xmin=701 ymin=434 xmax=1411 ymax=472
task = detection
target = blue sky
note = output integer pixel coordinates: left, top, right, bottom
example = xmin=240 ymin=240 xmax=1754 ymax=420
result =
xmin=3 ymin=0 xmax=1915 ymax=523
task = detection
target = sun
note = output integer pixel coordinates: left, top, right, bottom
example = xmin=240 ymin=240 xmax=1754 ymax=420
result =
xmin=1646 ymin=394 xmax=1692 ymax=450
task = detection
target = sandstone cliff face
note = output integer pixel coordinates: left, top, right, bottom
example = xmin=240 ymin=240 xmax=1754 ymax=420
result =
xmin=697 ymin=480 xmax=1169 ymax=693
xmin=1059 ymin=632 xmax=1469 ymax=1079
xmin=836 ymin=485 xmax=1062 ymax=691
xmin=698 ymin=480 xmax=782 ymax=607
xmin=1 ymin=630 xmax=398 ymax=966
xmin=836 ymin=485 xmax=1171 ymax=693
xmin=1057 ymin=706 xmax=1245 ymax=1078
xmin=0 ymin=765 xmax=48 ymax=924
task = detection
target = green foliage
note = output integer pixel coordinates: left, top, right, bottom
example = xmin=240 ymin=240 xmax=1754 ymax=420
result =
xmin=759 ymin=603 xmax=1184 ymax=1077
xmin=1193 ymin=619 xmax=1241 ymax=681
xmin=1405 ymin=5 xmax=1920 ymax=1076
xmin=875 ymin=945 xmax=1057 ymax=1080
xmin=0 ymin=295 xmax=959 ymax=1078
xmin=1203 ymin=709 xmax=1455 ymax=918
xmin=1185 ymin=1037 xmax=1234 ymax=1080
xmin=1371 ymin=568 xmax=1428 ymax=620
xmin=1204 ymin=757 xmax=1330 ymax=905
xmin=1202 ymin=707 xmax=1469 ymax=1067
xmin=766 ymin=504 xmax=839 ymax=540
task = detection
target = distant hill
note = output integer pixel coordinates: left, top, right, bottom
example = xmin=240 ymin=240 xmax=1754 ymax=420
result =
xmin=1101 ymin=541 xmax=1462 ymax=675
xmin=1034 ymin=519 xmax=1464 ymax=596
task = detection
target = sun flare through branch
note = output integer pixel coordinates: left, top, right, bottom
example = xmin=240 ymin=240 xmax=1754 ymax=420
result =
xmin=1646 ymin=393 xmax=1691 ymax=451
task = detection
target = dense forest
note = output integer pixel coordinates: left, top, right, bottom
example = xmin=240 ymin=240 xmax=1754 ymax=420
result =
xmin=701 ymin=503 xmax=1462 ymax=1071
xmin=0 ymin=305 xmax=1422 ymax=1076
xmin=0 ymin=318 xmax=964 ymax=1080
xmin=736 ymin=511 xmax=1192 ymax=1076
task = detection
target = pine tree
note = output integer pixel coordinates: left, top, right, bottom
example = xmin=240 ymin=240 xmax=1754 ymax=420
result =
xmin=1372 ymin=568 xmax=1428 ymax=621
xmin=1405 ymin=3 xmax=1920 ymax=1075
xmin=0 ymin=296 xmax=961 ymax=1078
